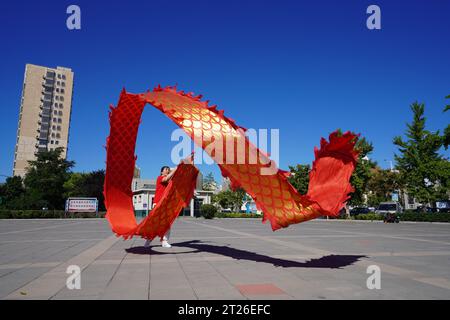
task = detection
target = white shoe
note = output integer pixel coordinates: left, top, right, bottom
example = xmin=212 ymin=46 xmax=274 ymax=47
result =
xmin=161 ymin=240 xmax=172 ymax=248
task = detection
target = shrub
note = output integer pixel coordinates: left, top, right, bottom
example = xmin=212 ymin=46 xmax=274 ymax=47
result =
xmin=351 ymin=211 xmax=450 ymax=223
xmin=200 ymin=204 xmax=217 ymax=219
xmin=0 ymin=210 xmax=106 ymax=219
xmin=399 ymin=212 xmax=450 ymax=222
xmin=216 ymin=212 xmax=261 ymax=218
xmin=353 ymin=213 xmax=384 ymax=221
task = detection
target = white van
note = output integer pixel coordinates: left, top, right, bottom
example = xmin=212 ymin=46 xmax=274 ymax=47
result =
xmin=375 ymin=202 xmax=403 ymax=215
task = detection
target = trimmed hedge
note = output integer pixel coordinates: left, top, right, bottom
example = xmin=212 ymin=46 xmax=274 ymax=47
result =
xmin=399 ymin=212 xmax=450 ymax=222
xmin=353 ymin=213 xmax=384 ymax=221
xmin=200 ymin=204 xmax=217 ymax=219
xmin=216 ymin=212 xmax=262 ymax=218
xmin=0 ymin=210 xmax=106 ymax=219
xmin=353 ymin=212 xmax=450 ymax=222
xmin=213 ymin=212 xmax=450 ymax=222
xmin=2 ymin=209 xmax=448 ymax=223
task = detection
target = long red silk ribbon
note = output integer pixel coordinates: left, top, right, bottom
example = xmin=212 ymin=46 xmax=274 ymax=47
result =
xmin=104 ymin=86 xmax=359 ymax=240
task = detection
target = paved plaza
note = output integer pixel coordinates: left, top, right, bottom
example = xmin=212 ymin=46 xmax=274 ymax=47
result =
xmin=0 ymin=217 xmax=449 ymax=299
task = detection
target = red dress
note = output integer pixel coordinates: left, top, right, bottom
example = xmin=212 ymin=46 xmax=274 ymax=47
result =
xmin=153 ymin=175 xmax=168 ymax=205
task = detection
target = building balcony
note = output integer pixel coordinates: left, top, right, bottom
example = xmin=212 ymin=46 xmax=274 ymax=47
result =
xmin=42 ymin=80 xmax=55 ymax=87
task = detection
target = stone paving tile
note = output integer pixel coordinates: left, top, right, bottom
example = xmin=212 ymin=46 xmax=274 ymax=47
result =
xmin=1 ymin=218 xmax=450 ymax=299
xmin=0 ymin=266 xmax=54 ymax=298
xmin=54 ymin=262 xmax=124 ymax=299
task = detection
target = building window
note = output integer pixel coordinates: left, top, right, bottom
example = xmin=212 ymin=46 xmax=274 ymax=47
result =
xmin=58 ymin=111 xmax=63 ymax=116
xmin=58 ymin=118 xmax=62 ymax=124
xmin=59 ymin=103 xmax=63 ymax=108
xmin=61 ymin=89 xmax=65 ymax=94
xmin=56 ymin=133 xmax=61 ymax=138
xmin=53 ymin=118 xmax=57 ymax=122
xmin=60 ymin=96 xmax=64 ymax=101
xmin=56 ymin=88 xmax=60 ymax=93
xmin=57 ymin=74 xmax=61 ymax=79
xmin=52 ymin=125 xmax=56 ymax=130
xmin=57 ymin=81 xmax=61 ymax=86
xmin=54 ymin=110 xmax=58 ymax=115
xmin=57 ymin=126 xmax=61 ymax=131
xmin=50 ymin=140 xmax=54 ymax=144
xmin=62 ymin=74 xmax=66 ymax=80
xmin=55 ymin=141 xmax=59 ymax=145
xmin=55 ymin=96 xmax=59 ymax=101
xmin=46 ymin=71 xmax=56 ymax=79
xmin=51 ymin=133 xmax=55 ymax=138
xmin=62 ymin=82 xmax=65 ymax=87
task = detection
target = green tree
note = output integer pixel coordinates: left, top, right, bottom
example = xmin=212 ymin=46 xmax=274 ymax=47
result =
xmin=444 ymin=94 xmax=450 ymax=113
xmin=366 ymin=167 xmax=401 ymax=206
xmin=288 ymin=164 xmax=310 ymax=195
xmin=212 ymin=188 xmax=246 ymax=212
xmin=211 ymin=192 xmax=230 ymax=209
xmin=0 ymin=183 xmax=4 ymax=206
xmin=231 ymin=188 xmax=247 ymax=212
xmin=393 ymin=102 xmax=450 ymax=206
xmin=348 ymin=137 xmax=377 ymax=206
xmin=444 ymin=95 xmax=450 ymax=149
xmin=64 ymin=172 xmax=85 ymax=197
xmin=64 ymin=170 xmax=106 ymax=211
xmin=0 ymin=176 xmax=25 ymax=209
xmin=79 ymin=170 xmax=105 ymax=211
xmin=24 ymin=148 xmax=75 ymax=210
xmin=202 ymin=172 xmax=216 ymax=191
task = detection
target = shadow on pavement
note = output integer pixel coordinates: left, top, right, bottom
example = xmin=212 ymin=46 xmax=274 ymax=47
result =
xmin=126 ymin=240 xmax=367 ymax=269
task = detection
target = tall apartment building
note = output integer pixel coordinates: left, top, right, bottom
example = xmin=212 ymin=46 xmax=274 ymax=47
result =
xmin=13 ymin=64 xmax=74 ymax=177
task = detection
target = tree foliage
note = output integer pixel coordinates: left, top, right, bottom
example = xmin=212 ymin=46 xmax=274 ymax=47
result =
xmin=0 ymin=176 xmax=25 ymax=209
xmin=366 ymin=167 xmax=401 ymax=206
xmin=393 ymin=102 xmax=450 ymax=205
xmin=444 ymin=94 xmax=450 ymax=149
xmin=23 ymin=148 xmax=75 ymax=209
xmin=288 ymin=164 xmax=310 ymax=195
xmin=64 ymin=170 xmax=106 ymax=211
xmin=212 ymin=188 xmax=246 ymax=212
xmin=348 ymin=137 xmax=377 ymax=206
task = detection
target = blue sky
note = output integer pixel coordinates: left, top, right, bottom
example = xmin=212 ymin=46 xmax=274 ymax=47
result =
xmin=0 ymin=0 xmax=449 ymax=183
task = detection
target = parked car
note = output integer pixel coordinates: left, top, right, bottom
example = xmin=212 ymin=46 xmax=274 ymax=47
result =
xmin=350 ymin=207 xmax=371 ymax=216
xmin=414 ymin=206 xmax=438 ymax=213
xmin=375 ymin=202 xmax=403 ymax=215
